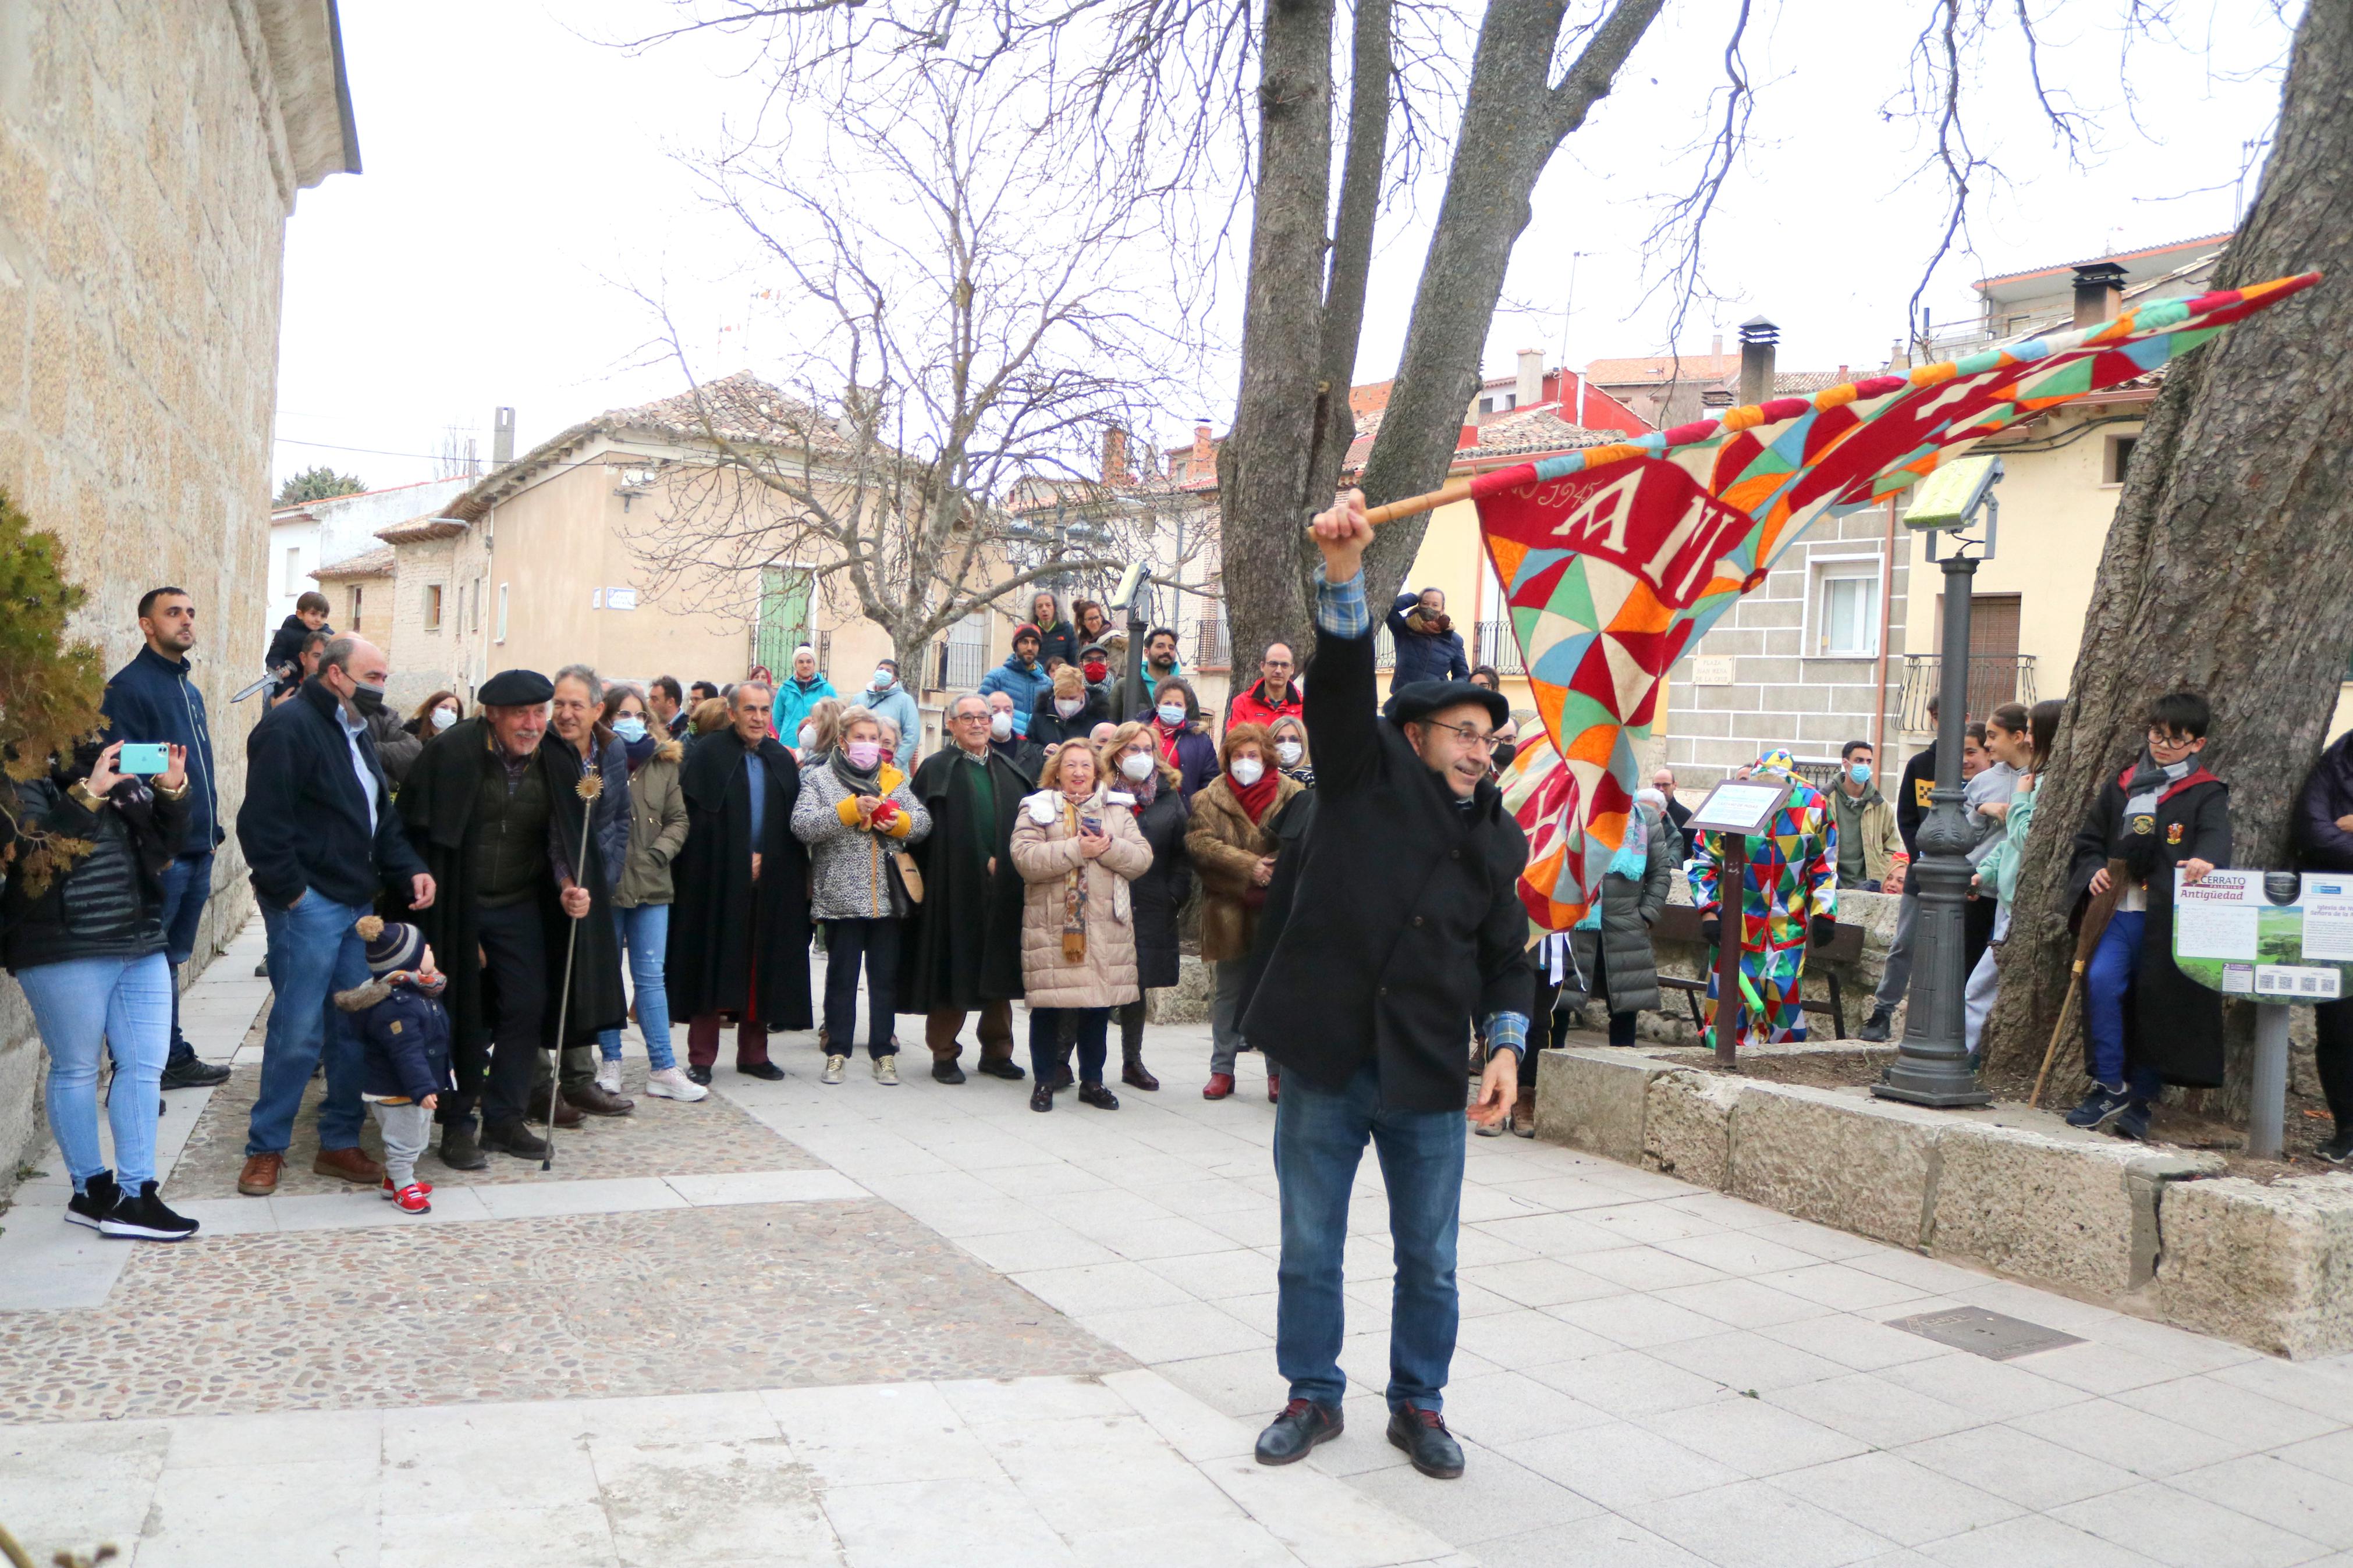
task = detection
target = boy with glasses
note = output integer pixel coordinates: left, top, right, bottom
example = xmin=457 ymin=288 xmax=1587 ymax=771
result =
xmin=2064 ymin=691 xmax=2230 ymax=1140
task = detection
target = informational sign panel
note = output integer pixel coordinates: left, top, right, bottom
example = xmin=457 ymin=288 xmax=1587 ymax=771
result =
xmin=1688 ymin=777 xmax=1794 ymax=838
xmin=2173 ymin=869 xmax=2353 ymax=1004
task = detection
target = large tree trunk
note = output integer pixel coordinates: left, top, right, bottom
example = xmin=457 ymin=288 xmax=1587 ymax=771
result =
xmin=1984 ymin=0 xmax=2353 ymax=1119
xmin=1216 ymin=0 xmax=1336 ymax=687
xmin=1355 ymin=0 xmax=1662 ymax=599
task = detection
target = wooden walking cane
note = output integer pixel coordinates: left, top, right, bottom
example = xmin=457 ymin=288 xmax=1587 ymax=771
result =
xmin=2031 ymin=856 xmax=2130 ymax=1108
xmin=543 ymin=765 xmax=605 ymax=1171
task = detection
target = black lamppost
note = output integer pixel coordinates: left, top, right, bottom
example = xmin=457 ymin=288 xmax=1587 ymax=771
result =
xmin=1875 ymin=456 xmax=2002 ymax=1108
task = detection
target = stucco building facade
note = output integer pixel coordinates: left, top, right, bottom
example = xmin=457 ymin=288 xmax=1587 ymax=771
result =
xmin=0 ymin=0 xmax=359 ymax=1196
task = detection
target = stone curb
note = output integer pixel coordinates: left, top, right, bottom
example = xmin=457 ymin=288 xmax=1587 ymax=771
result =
xmin=1529 ymin=1047 xmax=2353 ymax=1358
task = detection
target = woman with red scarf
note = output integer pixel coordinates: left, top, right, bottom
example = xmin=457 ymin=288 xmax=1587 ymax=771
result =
xmin=1186 ymin=723 xmax=1303 ymax=1101
xmin=1147 ymin=676 xmax=1219 ymax=799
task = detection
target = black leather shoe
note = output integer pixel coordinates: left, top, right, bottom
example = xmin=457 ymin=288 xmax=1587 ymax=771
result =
xmin=1077 ymin=1083 xmax=1119 ymax=1111
xmin=1386 ymin=1404 xmax=1464 ymax=1478
xmin=975 ymin=1058 xmax=1025 ymax=1081
xmin=686 ymin=1066 xmax=713 ymax=1087
xmin=1028 ymin=1085 xmax=1054 ymax=1112
xmin=161 ymin=1055 xmax=231 ymax=1090
xmin=480 ymin=1119 xmax=551 ymax=1161
xmin=437 ymin=1125 xmax=489 ymax=1171
xmin=932 ymin=1059 xmax=968 ymax=1085
xmin=1254 ymin=1399 xmax=1343 ymax=1466
xmin=737 ymin=1061 xmax=786 ymax=1082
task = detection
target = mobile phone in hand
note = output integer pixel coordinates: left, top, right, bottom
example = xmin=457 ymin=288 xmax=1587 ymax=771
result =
xmin=118 ymin=742 xmax=169 ymax=775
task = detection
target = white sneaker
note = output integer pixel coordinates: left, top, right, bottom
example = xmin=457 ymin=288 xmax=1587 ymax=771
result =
xmin=822 ymin=1055 xmax=847 ymax=1085
xmin=872 ymin=1055 xmax=899 ymax=1086
xmin=643 ymin=1066 xmax=708 ymax=1103
xmin=595 ymin=1058 xmax=624 ymax=1096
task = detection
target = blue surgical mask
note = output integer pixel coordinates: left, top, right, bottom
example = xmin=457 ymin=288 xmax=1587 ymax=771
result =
xmin=870 ymin=669 xmax=893 ymax=690
xmin=1157 ymin=702 xmax=1187 ymax=727
xmin=1848 ymin=762 xmax=1872 ymax=787
xmin=613 ymin=716 xmax=648 ymax=743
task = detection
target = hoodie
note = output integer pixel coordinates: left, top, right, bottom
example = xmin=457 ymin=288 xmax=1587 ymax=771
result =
xmin=860 ymin=677 xmax=924 ymax=763
xmin=977 ymin=655 xmax=1052 ymax=736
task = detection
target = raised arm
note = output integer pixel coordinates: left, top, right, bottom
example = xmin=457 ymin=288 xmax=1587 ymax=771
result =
xmin=1305 ymin=492 xmax=1381 ymax=797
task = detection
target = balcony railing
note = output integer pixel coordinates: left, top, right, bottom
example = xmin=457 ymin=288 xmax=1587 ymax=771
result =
xmin=1472 ymin=618 xmax=1527 ymax=677
xmin=1898 ymin=653 xmax=2036 ymax=731
xmin=1195 ymin=610 xmax=1230 ymax=671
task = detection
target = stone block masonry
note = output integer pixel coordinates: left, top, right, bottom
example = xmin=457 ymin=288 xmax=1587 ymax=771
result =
xmin=0 ymin=1 xmax=356 ymax=1201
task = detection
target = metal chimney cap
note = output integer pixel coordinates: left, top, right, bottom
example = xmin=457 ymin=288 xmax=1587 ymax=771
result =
xmin=2072 ymin=261 xmax=2129 ymax=287
xmin=1737 ymin=315 xmax=1780 ymax=344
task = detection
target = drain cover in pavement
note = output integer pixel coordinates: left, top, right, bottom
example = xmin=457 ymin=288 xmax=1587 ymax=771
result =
xmin=1884 ymin=1306 xmax=2085 ymax=1360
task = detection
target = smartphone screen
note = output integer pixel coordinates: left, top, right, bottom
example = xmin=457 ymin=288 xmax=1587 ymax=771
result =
xmin=119 ymin=743 xmax=169 ymax=775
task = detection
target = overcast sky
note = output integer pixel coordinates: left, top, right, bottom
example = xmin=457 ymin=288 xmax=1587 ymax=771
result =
xmin=274 ymin=0 xmax=2297 ymax=493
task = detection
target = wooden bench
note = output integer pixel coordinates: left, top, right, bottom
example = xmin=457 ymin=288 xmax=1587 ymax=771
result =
xmin=1649 ymin=904 xmax=1865 ymax=1040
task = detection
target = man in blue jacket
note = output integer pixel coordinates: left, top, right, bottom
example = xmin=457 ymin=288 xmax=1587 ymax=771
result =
xmin=233 ymin=634 xmax=435 ymax=1197
xmin=1386 ymin=587 xmax=1470 ymax=692
xmin=101 ymin=587 xmax=232 ymax=1091
xmin=977 ymin=624 xmax=1051 ymax=737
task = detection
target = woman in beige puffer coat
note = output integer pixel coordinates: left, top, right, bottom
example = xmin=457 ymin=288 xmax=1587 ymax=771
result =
xmin=1009 ymin=739 xmax=1151 ymax=1112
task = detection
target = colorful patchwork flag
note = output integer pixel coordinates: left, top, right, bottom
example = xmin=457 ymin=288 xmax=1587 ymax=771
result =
xmin=1474 ymin=272 xmax=2320 ymax=925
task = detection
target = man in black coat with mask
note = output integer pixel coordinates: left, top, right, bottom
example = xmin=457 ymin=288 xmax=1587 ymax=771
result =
xmin=665 ymin=680 xmax=813 ymax=1083
xmin=398 ymin=668 xmax=629 ymax=1167
xmin=1241 ymin=490 xmax=1529 ymax=1483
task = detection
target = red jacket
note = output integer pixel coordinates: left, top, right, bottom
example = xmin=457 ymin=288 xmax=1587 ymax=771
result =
xmin=1226 ymin=679 xmax=1303 ymax=734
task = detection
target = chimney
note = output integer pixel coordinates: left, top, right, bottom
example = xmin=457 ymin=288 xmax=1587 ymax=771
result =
xmin=2072 ymin=261 xmax=2128 ymax=328
xmin=1190 ymin=423 xmax=1215 ymax=484
xmin=1515 ymin=349 xmax=1543 ymax=410
xmin=492 ymin=406 xmax=516 ymax=464
xmin=1710 ymin=332 xmax=1723 ymax=361
xmin=1737 ymin=316 xmax=1779 ymax=407
xmin=1100 ymin=428 xmax=1128 ymax=486
xmin=1461 ymin=393 xmax=1481 ymax=450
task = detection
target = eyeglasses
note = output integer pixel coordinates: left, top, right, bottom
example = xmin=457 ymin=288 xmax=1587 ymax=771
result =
xmin=2147 ymin=728 xmax=2198 ymax=751
xmin=1421 ymin=717 xmax=1502 ymax=751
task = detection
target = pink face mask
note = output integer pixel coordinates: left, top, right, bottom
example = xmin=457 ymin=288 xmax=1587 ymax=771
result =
xmin=844 ymin=741 xmax=883 ymax=770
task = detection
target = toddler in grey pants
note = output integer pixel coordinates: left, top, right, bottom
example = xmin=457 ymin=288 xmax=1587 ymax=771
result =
xmin=335 ymin=916 xmax=455 ymax=1214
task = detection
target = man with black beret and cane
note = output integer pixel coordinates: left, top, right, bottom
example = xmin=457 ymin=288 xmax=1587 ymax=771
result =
xmin=398 ymin=668 xmax=626 ymax=1167
xmin=1238 ymin=489 xmax=1531 ymax=1481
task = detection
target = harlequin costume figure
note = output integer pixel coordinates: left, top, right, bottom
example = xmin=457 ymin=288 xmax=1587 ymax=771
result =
xmin=1689 ymin=749 xmax=1838 ymax=1047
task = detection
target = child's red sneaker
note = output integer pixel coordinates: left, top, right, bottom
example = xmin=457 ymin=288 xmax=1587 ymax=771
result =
xmin=389 ymin=1183 xmax=432 ymax=1214
xmin=380 ymin=1176 xmax=434 ymax=1200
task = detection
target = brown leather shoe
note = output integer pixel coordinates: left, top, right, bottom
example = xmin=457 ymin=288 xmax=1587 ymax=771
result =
xmin=563 ymin=1081 xmax=635 ymax=1117
xmin=523 ymin=1094 xmax=586 ymax=1128
xmin=237 ymin=1151 xmax=283 ymax=1197
xmin=313 ymin=1146 xmax=385 ymax=1185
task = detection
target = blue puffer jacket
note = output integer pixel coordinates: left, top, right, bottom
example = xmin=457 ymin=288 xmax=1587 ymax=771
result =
xmin=977 ymin=655 xmax=1052 ymax=736
xmin=1386 ymin=593 xmax=1470 ymax=690
xmin=101 ymin=646 xmax=223 ymax=852
xmin=773 ymin=674 xmax=838 ymax=741
xmin=336 ymin=974 xmax=456 ymax=1104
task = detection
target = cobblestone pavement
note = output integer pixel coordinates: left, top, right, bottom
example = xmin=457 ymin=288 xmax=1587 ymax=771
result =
xmin=16 ymin=923 xmax=2353 ymax=1566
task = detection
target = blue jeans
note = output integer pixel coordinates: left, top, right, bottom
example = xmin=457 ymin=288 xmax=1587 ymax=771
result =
xmin=249 ymin=894 xmax=370 ymax=1156
xmin=20 ymin=953 xmax=172 ymax=1189
xmin=2086 ymin=909 xmax=2165 ymax=1101
xmin=158 ymin=851 xmax=214 ymax=1065
xmin=597 ymin=902 xmax=677 ymax=1071
xmin=1028 ymin=1007 xmax=1108 ymax=1083
xmin=1273 ymin=1061 xmax=1465 ymax=1414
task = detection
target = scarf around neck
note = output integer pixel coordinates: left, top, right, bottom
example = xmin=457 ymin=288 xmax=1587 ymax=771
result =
xmin=2123 ymin=749 xmax=2194 ymax=830
xmin=623 ymin=731 xmax=658 ymax=772
xmin=1229 ymin=766 xmax=1279 ymax=823
xmin=1054 ymin=789 xmax=1101 ymax=961
xmin=829 ymin=746 xmax=885 ymax=801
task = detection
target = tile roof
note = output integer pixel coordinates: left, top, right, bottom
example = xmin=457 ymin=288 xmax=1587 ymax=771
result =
xmin=1340 ymin=401 xmax=1615 ymax=472
xmin=1349 ymin=379 xmax=1393 ymax=415
xmin=375 ymin=511 xmax=469 ymax=545
xmin=311 ymin=545 xmax=396 ymax=580
xmin=1585 ymin=351 xmax=1741 ymax=385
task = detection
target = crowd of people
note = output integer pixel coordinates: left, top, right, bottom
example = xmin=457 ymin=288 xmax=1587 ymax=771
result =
xmin=17 ymin=557 xmax=2352 ymax=1483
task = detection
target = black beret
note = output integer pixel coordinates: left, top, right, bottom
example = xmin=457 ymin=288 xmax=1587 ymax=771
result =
xmin=1383 ymin=679 xmax=1509 ymax=729
xmin=478 ymin=668 xmax=555 ymax=706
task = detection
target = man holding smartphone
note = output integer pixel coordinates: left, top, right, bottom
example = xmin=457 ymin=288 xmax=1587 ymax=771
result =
xmin=101 ymin=587 xmax=232 ymax=1091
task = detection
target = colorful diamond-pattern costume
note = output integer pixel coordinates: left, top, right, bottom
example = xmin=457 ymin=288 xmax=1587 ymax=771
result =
xmin=1467 ymin=272 xmax=2320 ymax=929
xmin=1688 ymin=751 xmax=1836 ymax=1047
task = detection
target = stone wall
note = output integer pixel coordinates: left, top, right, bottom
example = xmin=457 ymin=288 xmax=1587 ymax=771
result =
xmin=0 ymin=0 xmax=354 ymax=1200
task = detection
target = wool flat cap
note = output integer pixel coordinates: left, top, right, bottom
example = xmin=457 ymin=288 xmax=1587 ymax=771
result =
xmin=1382 ymin=679 xmax=1509 ymax=729
xmin=478 ymin=668 xmax=555 ymax=706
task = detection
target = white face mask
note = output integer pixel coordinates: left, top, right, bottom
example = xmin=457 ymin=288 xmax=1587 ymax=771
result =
xmin=1275 ymin=741 xmax=1302 ymax=766
xmin=1119 ymin=751 xmax=1155 ymax=781
xmin=1056 ymin=696 xmax=1084 ymax=718
xmin=989 ymin=712 xmax=1013 ymax=740
xmin=1230 ymin=757 xmax=1265 ymax=787
xmin=1157 ymin=703 xmax=1187 ymax=727
xmin=870 ymin=669 xmax=893 ymax=690
xmin=431 ymin=706 xmax=457 ymax=732
xmin=797 ymin=723 xmax=817 ymax=748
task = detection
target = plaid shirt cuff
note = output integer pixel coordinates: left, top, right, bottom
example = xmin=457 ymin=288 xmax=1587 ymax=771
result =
xmin=1314 ymin=566 xmax=1370 ymax=639
xmin=1484 ymin=1011 xmax=1529 ymax=1057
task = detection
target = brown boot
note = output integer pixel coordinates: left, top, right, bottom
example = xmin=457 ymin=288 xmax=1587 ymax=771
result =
xmin=524 ymin=1093 xmax=585 ymax=1128
xmin=313 ymin=1146 xmax=385 ymax=1185
xmin=237 ymin=1151 xmax=283 ymax=1197
xmin=562 ymin=1082 xmax=636 ymax=1117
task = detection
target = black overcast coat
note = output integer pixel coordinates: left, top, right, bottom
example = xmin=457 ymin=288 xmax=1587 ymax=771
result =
xmin=1240 ymin=620 xmax=1530 ymax=1112
xmin=666 ymin=728 xmax=814 ymax=1028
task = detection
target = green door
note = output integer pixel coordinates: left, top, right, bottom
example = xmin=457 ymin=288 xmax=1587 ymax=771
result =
xmin=755 ymin=567 xmax=812 ymax=676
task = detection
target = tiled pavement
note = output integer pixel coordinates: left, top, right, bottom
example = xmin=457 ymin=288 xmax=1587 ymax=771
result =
xmin=13 ymin=919 xmax=2353 ymax=1565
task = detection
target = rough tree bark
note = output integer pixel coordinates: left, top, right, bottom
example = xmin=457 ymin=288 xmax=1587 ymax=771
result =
xmin=1354 ymin=0 xmax=1663 ymax=600
xmin=1983 ymin=0 xmax=2353 ymax=1119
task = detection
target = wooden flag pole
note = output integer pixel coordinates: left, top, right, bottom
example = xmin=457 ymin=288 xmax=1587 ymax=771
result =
xmin=1305 ymin=479 xmax=1474 ymax=532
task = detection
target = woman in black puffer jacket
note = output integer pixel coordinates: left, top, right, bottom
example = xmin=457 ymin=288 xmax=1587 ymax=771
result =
xmin=2 ymin=738 xmax=200 ymax=1242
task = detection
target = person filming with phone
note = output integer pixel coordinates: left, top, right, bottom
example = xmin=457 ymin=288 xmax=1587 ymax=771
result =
xmin=2 ymin=735 xmax=204 ymax=1240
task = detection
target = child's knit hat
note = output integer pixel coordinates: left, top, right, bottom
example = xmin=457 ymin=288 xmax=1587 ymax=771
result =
xmin=353 ymin=915 xmax=425 ymax=976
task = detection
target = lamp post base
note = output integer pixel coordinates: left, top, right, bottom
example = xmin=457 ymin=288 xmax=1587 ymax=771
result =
xmin=1872 ymin=1062 xmax=1992 ymax=1108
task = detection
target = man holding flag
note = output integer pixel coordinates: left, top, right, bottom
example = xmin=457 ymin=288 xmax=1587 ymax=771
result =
xmin=1241 ymin=489 xmax=1529 ymax=1481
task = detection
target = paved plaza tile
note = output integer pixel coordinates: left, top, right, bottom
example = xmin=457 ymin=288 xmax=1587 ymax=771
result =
xmin=15 ymin=927 xmax=2353 ymax=1566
